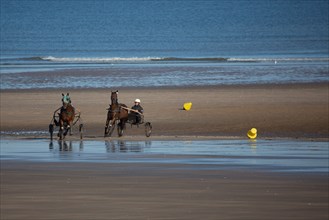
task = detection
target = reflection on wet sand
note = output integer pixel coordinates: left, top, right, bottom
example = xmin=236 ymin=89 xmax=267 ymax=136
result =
xmin=248 ymin=139 xmax=257 ymax=151
xmin=49 ymin=140 xmax=151 ymax=153
xmin=2 ymin=139 xmax=327 ymax=172
xmin=49 ymin=141 xmax=84 ymax=152
xmin=105 ymin=140 xmax=151 ymax=153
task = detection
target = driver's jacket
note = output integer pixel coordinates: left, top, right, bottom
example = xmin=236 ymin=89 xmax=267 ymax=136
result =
xmin=131 ymin=105 xmax=144 ymax=114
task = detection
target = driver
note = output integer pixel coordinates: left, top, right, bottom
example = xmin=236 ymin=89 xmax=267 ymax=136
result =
xmin=131 ymin=99 xmax=144 ymax=123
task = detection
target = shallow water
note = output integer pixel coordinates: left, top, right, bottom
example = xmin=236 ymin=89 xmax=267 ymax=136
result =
xmin=1 ymin=62 xmax=328 ymax=89
xmin=1 ymin=139 xmax=328 ymax=173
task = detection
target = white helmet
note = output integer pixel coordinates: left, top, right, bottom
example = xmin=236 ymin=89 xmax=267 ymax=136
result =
xmin=134 ymin=99 xmax=141 ymax=103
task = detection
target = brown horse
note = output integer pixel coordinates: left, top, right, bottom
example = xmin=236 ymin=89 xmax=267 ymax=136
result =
xmin=59 ymin=93 xmax=75 ymax=140
xmin=104 ymin=90 xmax=129 ymax=137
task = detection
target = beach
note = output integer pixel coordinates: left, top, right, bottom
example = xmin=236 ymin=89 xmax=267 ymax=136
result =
xmin=1 ymin=83 xmax=328 ymax=219
xmin=1 ymin=0 xmax=329 ymax=219
xmin=1 ymin=160 xmax=328 ymax=220
xmin=1 ymin=83 xmax=328 ymax=140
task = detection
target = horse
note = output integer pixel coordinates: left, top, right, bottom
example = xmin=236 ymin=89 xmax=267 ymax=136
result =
xmin=104 ymin=90 xmax=129 ymax=137
xmin=59 ymin=93 xmax=75 ymax=139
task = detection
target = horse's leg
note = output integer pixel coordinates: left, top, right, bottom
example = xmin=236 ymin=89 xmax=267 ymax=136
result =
xmin=105 ymin=115 xmax=116 ymax=137
xmin=59 ymin=119 xmax=64 ymax=140
xmin=117 ymin=118 xmax=127 ymax=137
xmin=68 ymin=120 xmax=73 ymax=136
xmin=122 ymin=119 xmax=127 ymax=130
xmin=110 ymin=119 xmax=116 ymax=136
xmin=117 ymin=110 xmax=128 ymax=137
xmin=117 ymin=120 xmax=123 ymax=137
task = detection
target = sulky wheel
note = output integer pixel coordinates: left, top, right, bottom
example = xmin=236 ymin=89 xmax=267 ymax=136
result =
xmin=145 ymin=122 xmax=152 ymax=137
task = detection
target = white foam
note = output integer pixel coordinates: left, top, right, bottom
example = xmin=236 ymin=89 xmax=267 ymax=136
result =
xmin=42 ymin=56 xmax=161 ymax=63
xmin=228 ymin=57 xmax=329 ymax=62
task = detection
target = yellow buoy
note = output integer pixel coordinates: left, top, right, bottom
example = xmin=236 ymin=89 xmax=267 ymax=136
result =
xmin=247 ymin=128 xmax=257 ymax=139
xmin=183 ymin=102 xmax=192 ymax=111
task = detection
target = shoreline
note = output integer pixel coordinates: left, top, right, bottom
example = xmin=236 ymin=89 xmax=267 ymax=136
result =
xmin=1 ymin=134 xmax=328 ymax=142
xmin=1 ymin=81 xmax=328 ymax=92
xmin=1 ymin=82 xmax=328 ymax=140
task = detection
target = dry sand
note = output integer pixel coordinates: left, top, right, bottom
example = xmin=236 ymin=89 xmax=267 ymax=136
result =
xmin=1 ymin=83 xmax=328 ymax=139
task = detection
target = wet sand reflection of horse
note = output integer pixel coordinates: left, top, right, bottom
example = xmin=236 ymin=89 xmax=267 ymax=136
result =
xmin=104 ymin=90 xmax=129 ymax=137
xmin=49 ymin=140 xmax=84 ymax=152
xmin=105 ymin=140 xmax=149 ymax=153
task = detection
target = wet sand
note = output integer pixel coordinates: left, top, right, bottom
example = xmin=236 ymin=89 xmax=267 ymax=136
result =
xmin=1 ymin=160 xmax=328 ymax=220
xmin=1 ymin=83 xmax=328 ymax=139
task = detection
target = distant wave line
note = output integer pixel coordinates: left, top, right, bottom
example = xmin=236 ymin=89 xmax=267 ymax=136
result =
xmin=227 ymin=57 xmax=329 ymax=62
xmin=152 ymin=57 xmax=228 ymax=62
xmin=20 ymin=56 xmax=161 ymax=62
xmin=14 ymin=56 xmax=329 ymax=63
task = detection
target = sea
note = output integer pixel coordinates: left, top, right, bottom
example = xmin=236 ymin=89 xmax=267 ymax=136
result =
xmin=1 ymin=0 xmax=328 ymax=89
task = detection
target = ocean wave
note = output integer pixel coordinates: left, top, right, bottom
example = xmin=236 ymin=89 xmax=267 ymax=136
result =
xmin=227 ymin=57 xmax=329 ymax=62
xmin=10 ymin=56 xmax=329 ymax=64
xmin=19 ymin=56 xmax=46 ymax=61
xmin=151 ymin=57 xmax=228 ymax=62
xmin=16 ymin=56 xmax=229 ymax=63
xmin=20 ymin=56 xmax=161 ymax=63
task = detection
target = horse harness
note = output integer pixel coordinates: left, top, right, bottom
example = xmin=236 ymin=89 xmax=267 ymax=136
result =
xmin=108 ymin=104 xmax=126 ymax=118
xmin=61 ymin=107 xmax=74 ymax=117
